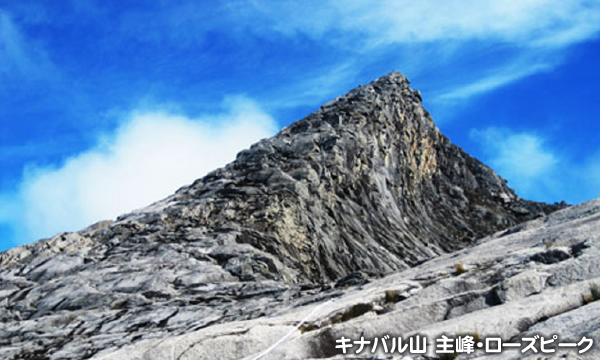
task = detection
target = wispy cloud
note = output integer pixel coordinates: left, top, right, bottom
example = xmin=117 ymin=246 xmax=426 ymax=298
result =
xmin=470 ymin=127 xmax=560 ymax=201
xmin=263 ymin=62 xmax=359 ymax=109
xmin=7 ymin=1 xmax=595 ymax=106
xmin=0 ymin=11 xmax=31 ymax=75
xmin=577 ymin=151 xmax=600 ymax=203
xmin=242 ymin=0 xmax=600 ymax=47
xmin=0 ymin=10 xmax=53 ymax=80
xmin=0 ymin=97 xmax=277 ymax=245
xmin=437 ymin=61 xmax=554 ymax=101
xmin=470 ymin=127 xmax=600 ymax=204
xmin=238 ymin=0 xmax=600 ymax=100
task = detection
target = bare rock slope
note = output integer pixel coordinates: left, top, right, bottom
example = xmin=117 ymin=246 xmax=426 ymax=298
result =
xmin=101 ymin=198 xmax=600 ymax=360
xmin=0 ymin=72 xmax=566 ymax=359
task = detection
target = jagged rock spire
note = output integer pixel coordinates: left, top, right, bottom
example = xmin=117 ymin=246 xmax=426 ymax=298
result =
xmin=148 ymin=70 xmax=560 ymax=281
xmin=0 ymin=72 xmax=564 ymax=360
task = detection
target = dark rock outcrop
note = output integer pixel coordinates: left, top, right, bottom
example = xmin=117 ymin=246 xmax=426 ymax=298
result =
xmin=0 ymin=72 xmax=565 ymax=359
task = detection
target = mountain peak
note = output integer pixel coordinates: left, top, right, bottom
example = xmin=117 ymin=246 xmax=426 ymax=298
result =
xmin=355 ymin=71 xmax=414 ymax=96
xmin=133 ymin=71 xmax=559 ymax=282
xmin=317 ymin=70 xmax=418 ymax=113
xmin=371 ymin=70 xmax=410 ymax=85
xmin=0 ymin=72 xmax=566 ymax=360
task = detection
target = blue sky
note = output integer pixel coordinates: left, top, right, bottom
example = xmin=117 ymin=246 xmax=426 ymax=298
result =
xmin=1 ymin=0 xmax=600 ymax=251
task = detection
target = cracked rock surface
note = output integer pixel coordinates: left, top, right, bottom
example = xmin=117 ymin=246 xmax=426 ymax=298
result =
xmin=0 ymin=72 xmax=566 ymax=359
xmin=99 ymin=198 xmax=600 ymax=360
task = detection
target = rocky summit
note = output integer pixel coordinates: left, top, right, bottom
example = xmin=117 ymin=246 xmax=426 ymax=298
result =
xmin=0 ymin=72 xmax=575 ymax=360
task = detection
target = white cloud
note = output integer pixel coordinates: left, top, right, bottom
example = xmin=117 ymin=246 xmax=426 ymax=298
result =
xmin=1 ymin=97 xmax=277 ymax=244
xmin=244 ymin=0 xmax=600 ymax=48
xmin=437 ymin=61 xmax=554 ymax=101
xmin=471 ymin=128 xmax=600 ymax=204
xmin=470 ymin=128 xmax=560 ymax=200
xmin=237 ymin=0 xmax=600 ymax=100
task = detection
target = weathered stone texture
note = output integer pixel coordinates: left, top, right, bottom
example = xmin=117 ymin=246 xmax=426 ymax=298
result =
xmin=0 ymin=72 xmax=568 ymax=359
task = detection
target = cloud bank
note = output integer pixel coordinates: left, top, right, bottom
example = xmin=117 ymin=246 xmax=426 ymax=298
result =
xmin=1 ymin=97 xmax=277 ymax=246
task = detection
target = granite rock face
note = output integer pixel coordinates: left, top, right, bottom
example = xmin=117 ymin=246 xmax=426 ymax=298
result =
xmin=0 ymin=72 xmax=566 ymax=359
xmin=99 ymin=198 xmax=600 ymax=360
